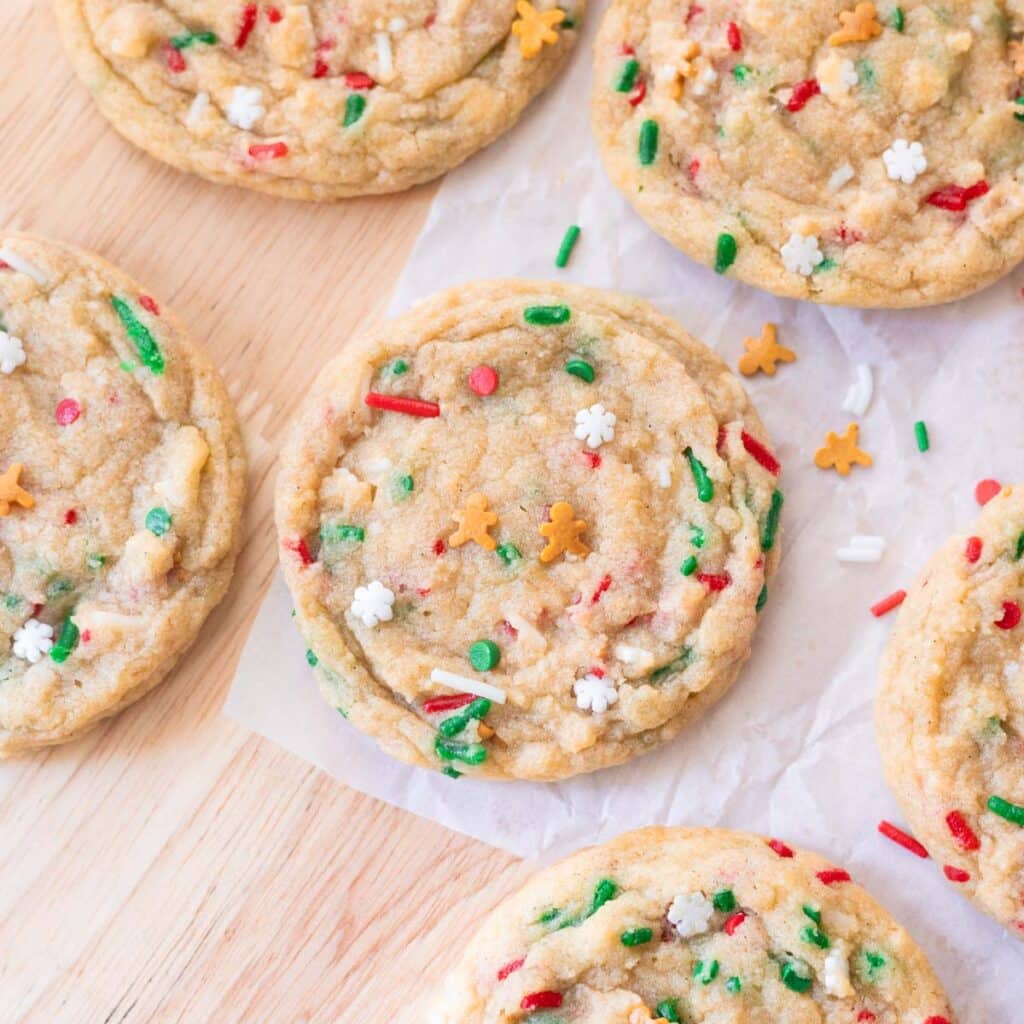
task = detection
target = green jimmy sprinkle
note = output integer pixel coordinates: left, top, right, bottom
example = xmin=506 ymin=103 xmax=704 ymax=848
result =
xmin=1015 ymin=96 xmax=1024 ymax=123
xmin=50 ymin=616 xmax=80 ymax=664
xmin=468 ymin=639 xmax=500 ymax=672
xmin=638 ymin=119 xmax=659 ymax=166
xmin=565 ymin=357 xmax=595 ymax=382
xmin=434 ymin=735 xmax=487 ymax=765
xmin=305 ymin=649 xmax=318 ymax=667
xmin=111 ymin=296 xmax=165 ymax=374
xmin=438 ymin=698 xmax=492 ymax=738
xmin=1014 ymin=531 xmax=1024 ymax=560
xmin=761 ymin=489 xmax=783 ymax=552
xmin=914 ymin=420 xmax=930 ymax=453
xmin=864 ymin=950 xmax=887 ymax=979
xmin=756 ymin=584 xmax=768 ymax=612
xmin=802 ymin=905 xmax=821 ymax=924
xmin=693 ymin=959 xmax=719 ymax=985
xmin=655 ymin=1000 xmax=681 ymax=1023
xmin=725 ymin=976 xmax=742 ymax=994
xmin=172 ymin=30 xmax=217 ymax=48
xmin=715 ymin=233 xmax=737 ymax=274
xmin=615 ymin=58 xmax=640 ymax=92
xmin=524 ymin=304 xmax=571 ymax=325
xmin=712 ymin=889 xmax=736 ymax=912
xmin=344 ymin=93 xmax=367 ymax=127
xmin=45 ymin=576 xmax=73 ymax=600
xmin=555 ymin=224 xmax=582 ymax=268
xmin=543 ymin=877 xmax=618 ymax=932
xmin=732 ymin=63 xmax=752 ymax=82
xmin=650 ymin=647 xmax=692 ymax=683
xmin=891 ymin=5 xmax=905 ymax=30
xmin=988 ymin=795 xmax=1024 ymax=826
xmin=680 ymin=555 xmax=698 ymax=577
xmin=496 ymin=542 xmax=522 ymax=565
xmin=689 ymin=524 xmax=705 ymax=548
xmin=620 ymin=927 xmax=654 ymax=947
xmin=780 ymin=958 xmax=812 ymax=993
xmin=801 ymin=924 xmax=830 ymax=949
xmin=389 ymin=358 xmax=409 ymax=375
xmin=684 ymin=447 xmax=714 ymax=502
xmin=321 ymin=523 xmax=365 ymax=543
xmin=146 ymin=507 xmax=173 ymax=537
xmin=86 ymin=553 xmax=107 ymax=571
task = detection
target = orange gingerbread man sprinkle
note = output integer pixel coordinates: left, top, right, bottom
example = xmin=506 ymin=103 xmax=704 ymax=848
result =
xmin=738 ymin=323 xmax=796 ymax=377
xmin=511 ymin=1 xmax=565 ymax=58
xmin=449 ymin=493 xmax=499 ymax=551
xmin=814 ymin=423 xmax=873 ymax=475
xmin=539 ymin=501 xmax=589 ymax=563
xmin=0 ymin=463 xmax=34 ymax=516
xmin=828 ymin=2 xmax=883 ymax=46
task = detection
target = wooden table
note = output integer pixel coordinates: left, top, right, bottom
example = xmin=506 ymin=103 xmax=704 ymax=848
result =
xmin=1 ymin=4 xmax=530 ymax=1019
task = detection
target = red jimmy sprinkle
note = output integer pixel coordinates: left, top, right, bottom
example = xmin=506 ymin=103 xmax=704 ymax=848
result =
xmin=249 ymin=142 xmax=289 ymax=160
xmin=139 ymin=294 xmax=160 ymax=316
xmin=284 ymin=537 xmax=313 ymax=566
xmin=697 ymin=571 xmax=731 ymax=591
xmin=965 ymin=536 xmax=983 ymax=563
xmin=497 ymin=956 xmax=525 ymax=981
xmin=364 ymin=392 xmax=441 ymax=417
xmin=995 ymin=601 xmax=1021 ymax=630
xmin=871 ymin=590 xmax=906 ymax=617
xmin=925 ymin=181 xmax=988 ymax=212
xmin=878 ymin=820 xmax=929 ymax=859
xmin=55 ymin=398 xmax=81 ymax=426
xmin=741 ymin=430 xmax=781 ymax=475
xmin=164 ymin=43 xmax=186 ymax=74
xmin=235 ymin=3 xmax=259 ymax=49
xmin=422 ymin=693 xmax=475 ymax=715
xmin=768 ymin=838 xmax=794 ymax=858
xmin=726 ymin=21 xmax=743 ymax=50
xmin=521 ymin=991 xmax=563 ymax=1011
xmin=945 ymin=811 xmax=980 ymax=851
xmin=724 ymin=911 xmax=747 ymax=935
xmin=787 ymin=79 xmax=820 ymax=112
xmin=816 ymin=868 xmax=851 ymax=886
xmin=344 ymin=71 xmax=376 ymax=90
xmin=943 ymin=865 xmax=970 ymax=883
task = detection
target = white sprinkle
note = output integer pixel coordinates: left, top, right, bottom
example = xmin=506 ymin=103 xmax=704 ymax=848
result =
xmin=186 ymin=91 xmax=210 ymax=130
xmin=613 ymin=644 xmax=655 ymax=671
xmin=388 ymin=16 xmax=408 ymax=32
xmin=366 ymin=457 xmax=394 ymax=477
xmin=226 ymin=85 xmax=264 ymax=130
xmin=375 ymin=31 xmax=394 ymax=80
xmin=837 ymin=535 xmax=886 ymax=563
xmin=0 ymin=247 xmax=47 ymax=285
xmin=842 ymin=363 xmax=873 ymax=417
xmin=430 ymin=668 xmax=507 ymax=705
xmin=824 ymin=944 xmax=854 ymax=997
xmin=656 ymin=459 xmax=672 ymax=488
xmin=667 ymin=892 xmax=714 ymax=937
xmin=827 ymin=162 xmax=855 ymax=192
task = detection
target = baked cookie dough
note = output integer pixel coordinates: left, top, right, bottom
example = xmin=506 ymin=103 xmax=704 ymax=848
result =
xmin=432 ymin=826 xmax=955 ymax=1023
xmin=54 ymin=0 xmax=583 ymax=200
xmin=878 ymin=484 xmax=1024 ymax=938
xmin=592 ymin=0 xmax=1024 ymax=307
xmin=275 ymin=281 xmax=783 ymax=781
xmin=0 ymin=234 xmax=245 ymax=755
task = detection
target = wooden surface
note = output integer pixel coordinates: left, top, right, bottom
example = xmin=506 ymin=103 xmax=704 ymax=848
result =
xmin=0 ymin=3 xmax=529 ymax=1020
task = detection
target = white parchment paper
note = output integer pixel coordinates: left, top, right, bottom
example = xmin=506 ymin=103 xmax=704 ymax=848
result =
xmin=225 ymin=4 xmax=1023 ymax=1015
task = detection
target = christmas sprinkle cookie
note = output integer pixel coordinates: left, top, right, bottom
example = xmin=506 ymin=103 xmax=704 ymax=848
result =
xmin=54 ymin=0 xmax=583 ymax=200
xmin=592 ymin=0 xmax=1024 ymax=307
xmin=0 ymin=235 xmax=245 ymax=755
xmin=275 ymin=281 xmax=782 ymax=781
xmin=878 ymin=484 xmax=1024 ymax=938
xmin=431 ymin=826 xmax=955 ymax=1022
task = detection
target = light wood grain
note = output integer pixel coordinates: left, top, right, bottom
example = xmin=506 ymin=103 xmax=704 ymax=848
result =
xmin=0 ymin=3 xmax=528 ymax=1020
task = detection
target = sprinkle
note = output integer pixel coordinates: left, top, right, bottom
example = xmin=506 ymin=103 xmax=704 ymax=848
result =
xmin=11 ymin=618 xmax=53 ymax=662
xmin=525 ymin=304 xmax=570 ymax=325
xmin=186 ymin=92 xmax=210 ymax=129
xmin=227 ymin=85 xmax=265 ymax=130
xmin=321 ymin=523 xmax=364 ymax=543
xmin=724 ymin=911 xmax=747 ymax=935
xmin=698 ymin=571 xmax=731 ymax=592
xmin=816 ymin=868 xmax=851 ymax=886
xmin=828 ymin=162 xmax=856 ymax=191
xmin=235 ymin=3 xmax=258 ymax=48
xmin=814 ymin=423 xmax=872 ymax=475
xmin=496 ymin=543 xmax=522 ymax=565
xmin=437 ymin=697 xmax=492 ymax=738
xmin=656 ymin=459 xmax=672 ymax=488
xmin=350 ymin=580 xmax=395 ymax=628
xmin=343 ymin=94 xmax=367 ymax=126
xmin=943 ymin=865 xmax=970 ymax=883
xmin=760 ymin=491 xmax=783 ymax=552
xmin=965 ymin=536 xmax=982 ymax=563
xmin=615 ymin=58 xmax=640 ymax=92
xmin=249 ymin=141 xmax=288 ymax=160
xmin=738 ymin=323 xmax=794 ymax=377
xmin=49 ymin=616 xmax=80 ymax=664
xmin=756 ymin=585 xmax=768 ymax=611
xmin=138 ymin=295 xmax=160 ymax=316
xmin=431 ymin=668 xmax=507 ymax=705
xmin=975 ymin=478 xmax=1001 ymax=505
xmin=870 ymin=589 xmax=905 ymax=617
xmin=511 ymin=1 xmax=565 ymax=58
xmin=738 ymin=431 xmax=780 ymax=475
xmin=111 ymin=296 xmax=165 ymax=374
xmin=0 ymin=330 xmax=26 ymax=375
xmin=573 ymin=672 xmax=618 ymax=713
xmin=55 ymin=398 xmax=81 ymax=425
xmin=364 ymin=392 xmax=440 ymax=417
xmin=266 ymin=6 xmax=283 ymax=23
xmin=693 ymin=959 xmax=719 ymax=984
xmin=627 ymin=78 xmax=647 ymax=105
xmin=638 ymin=119 xmax=659 ymax=165
xmin=468 ymin=640 xmax=501 ymax=672
xmin=786 ymin=78 xmax=821 ymax=112
xmin=715 ymin=233 xmax=738 ymax=274
xmin=733 ymin=63 xmax=752 ymax=82
xmin=726 ymin=21 xmax=742 ymax=50
xmin=712 ymin=889 xmax=736 ymax=912
xmin=781 ymin=233 xmax=824 ymax=276
xmin=842 ymin=364 xmax=873 ymax=416
xmin=574 ymin=403 xmax=616 ymax=448
xmin=620 ymin=927 xmax=653 ymax=946
xmin=344 ymin=72 xmax=376 ymax=90
xmin=450 ymin=493 xmax=499 ymax=551
xmin=878 ymin=820 xmax=929 ymax=858
xmin=0 ymin=463 xmax=34 ymax=517
xmin=555 ymin=224 xmax=581 ymax=268
xmin=828 ymin=2 xmax=883 ymax=45
xmin=780 ymin=958 xmax=813 ymax=993
xmin=565 ymin=358 xmax=595 ymax=382
xmin=987 ymin=795 xmax=1024 ymax=826
xmin=145 ymin=507 xmax=172 ymax=536
xmin=656 ymin=1000 xmax=682 ymax=1023
xmin=0 ymin=247 xmax=47 ymax=284
xmin=802 ymin=924 xmax=830 ymax=948
xmin=914 ymin=421 xmax=930 ymax=452
xmin=891 ymin=6 xmax=905 ymax=30
xmin=497 ymin=957 xmax=525 ymax=981
xmin=836 ymin=534 xmax=886 ymax=563
xmin=164 ymin=42 xmax=187 ymax=73
xmin=684 ymin=448 xmax=714 ymax=502
xmin=468 ymin=365 xmax=499 ymax=396
xmin=375 ymin=31 xmax=393 ymax=79
xmin=284 ymin=537 xmax=314 ymax=565
xmin=64 ymin=509 xmax=78 ymax=525
xmin=435 ymin=736 xmax=487 ymax=765
xmin=995 ymin=600 xmax=1021 ymax=630
xmin=422 ymin=693 xmax=476 ymax=715
xmin=768 ymin=838 xmax=794 ymax=858
xmin=945 ymin=811 xmax=981 ymax=851
xmin=883 ymin=139 xmax=927 ymax=184
xmin=925 ymin=181 xmax=989 ymax=212
xmin=681 ymin=555 xmax=698 ymax=576
xmin=521 ymin=992 xmax=562 ymax=1012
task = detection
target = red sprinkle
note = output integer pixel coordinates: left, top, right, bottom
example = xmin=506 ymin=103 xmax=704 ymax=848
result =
xmin=235 ymin=3 xmax=259 ymax=49
xmin=164 ymin=43 xmax=187 ymax=74
xmin=521 ymin=992 xmax=563 ymax=1012
xmin=423 ymin=693 xmax=475 ymax=715
xmin=81 ymin=630 xmax=92 ymax=643
xmin=265 ymin=6 xmax=283 ymax=23
xmin=582 ymin=451 xmax=602 ymax=470
xmin=878 ymin=820 xmax=929 ymax=859
xmin=786 ymin=79 xmax=820 ymax=112
xmin=871 ymin=590 xmax=906 ymax=618
xmin=502 ymin=619 xmax=519 ymax=639
xmin=432 ymin=538 xmax=446 ymax=557
xmin=965 ymin=536 xmax=983 ymax=563
xmin=620 ymin=43 xmax=636 ymax=55
xmin=497 ymin=956 xmax=525 ymax=981
xmin=468 ymin=365 xmax=499 ymax=396
xmin=687 ymin=157 xmax=701 ymax=182
xmin=284 ymin=537 xmax=314 ymax=566
xmin=741 ymin=430 xmax=781 ymax=475
xmin=768 ymin=838 xmax=794 ymax=858
xmin=313 ymin=58 xmax=330 ymax=78
xmin=628 ymin=79 xmax=647 ymax=106
xmin=816 ymin=868 xmax=851 ymax=886
xmin=685 ymin=4 xmax=705 ymax=23
xmin=945 ymin=811 xmax=980 ymax=852
xmin=726 ymin=21 xmax=743 ymax=50
xmin=925 ymin=180 xmax=989 ymax=212
xmin=975 ymin=478 xmax=1001 ymax=505
xmin=139 ymin=294 xmax=160 ymax=316
xmin=344 ymin=71 xmax=376 ymax=90
xmin=724 ymin=911 xmax=747 ymax=935
xmin=249 ymin=142 xmax=289 ymax=161
xmin=697 ymin=571 xmax=731 ymax=592
xmin=858 ymin=1014 xmax=877 ymax=1023
xmin=591 ymin=574 xmax=612 ymax=604
xmin=56 ymin=398 xmax=81 ymax=426
xmin=995 ymin=601 xmax=1021 ymax=630
xmin=943 ymin=865 xmax=970 ymax=883
xmin=923 ymin=1019 xmax=952 ymax=1024
xmin=365 ymin=392 xmax=441 ymax=418
xmin=64 ymin=509 xmax=78 ymax=526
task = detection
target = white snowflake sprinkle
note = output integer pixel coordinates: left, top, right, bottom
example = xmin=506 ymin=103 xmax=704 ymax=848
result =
xmin=186 ymin=91 xmax=210 ymax=131
xmin=226 ymin=85 xmax=265 ymax=130
xmin=0 ymin=330 xmax=26 ymax=374
xmin=828 ymin=162 xmax=855 ymax=192
xmin=12 ymin=619 xmax=54 ymax=663
xmin=780 ymin=233 xmax=823 ymax=276
xmin=573 ymin=672 xmax=618 ymax=713
xmin=883 ymin=139 xmax=927 ymax=184
xmin=666 ymin=892 xmax=714 ymax=937
xmin=824 ymin=943 xmax=854 ymax=997
xmin=574 ymin=404 xmax=616 ymax=449
xmin=349 ymin=580 xmax=395 ymax=628
xmin=818 ymin=55 xmax=859 ymax=100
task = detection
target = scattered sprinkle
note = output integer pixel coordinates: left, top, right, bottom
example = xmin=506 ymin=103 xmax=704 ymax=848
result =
xmin=878 ymin=820 xmax=929 ymax=858
xmin=988 ymin=795 xmax=1024 ymax=826
xmin=715 ymin=233 xmax=737 ymax=274
xmin=511 ymin=1 xmax=565 ymax=58
xmin=780 ymin=233 xmax=823 ymax=276
xmin=946 ymin=811 xmax=981 ymax=851
xmin=828 ymin=2 xmax=883 ymax=45
xmin=871 ymin=589 xmax=906 ymax=617
xmin=365 ymin=392 xmax=440 ymax=417
xmin=350 ymin=580 xmax=395 ymax=627
xmin=815 ymin=423 xmax=872 ymax=475
xmin=883 ymin=139 xmax=927 ymax=184
xmin=539 ymin=502 xmax=589 ymax=562
xmin=925 ymin=181 xmax=989 ymax=212
xmin=449 ymin=493 xmax=499 ymax=551
xmin=111 ymin=296 xmax=165 ymax=374
xmin=738 ymin=322 xmax=794 ymax=377
xmin=431 ymin=667 xmax=507 ymax=705
xmin=842 ymin=364 xmax=873 ymax=416
xmin=943 ymin=864 xmax=970 ymax=883
xmin=468 ymin=365 xmax=500 ymax=396
xmin=565 ymin=357 xmax=595 ymax=382
xmin=975 ymin=478 xmax=1001 ymax=505
xmin=684 ymin=448 xmax=714 ymax=502
xmin=638 ymin=119 xmax=659 ymax=165
xmin=574 ymin=403 xmax=616 ymax=448
xmin=468 ymin=639 xmax=501 ymax=672
xmin=343 ymin=93 xmax=368 ymax=126
xmin=914 ymin=420 xmax=930 ymax=453
xmin=525 ymin=304 xmax=571 ymax=325
xmin=837 ymin=534 xmax=886 ymax=563
xmin=555 ymin=224 xmax=581 ymax=268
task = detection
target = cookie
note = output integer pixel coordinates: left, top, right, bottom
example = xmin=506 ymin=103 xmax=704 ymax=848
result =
xmin=54 ymin=0 xmax=583 ymax=200
xmin=275 ymin=281 xmax=782 ymax=781
xmin=878 ymin=484 xmax=1024 ymax=938
xmin=592 ymin=0 xmax=1024 ymax=308
xmin=0 ymin=234 xmax=246 ymax=755
xmin=431 ymin=826 xmax=955 ymax=1023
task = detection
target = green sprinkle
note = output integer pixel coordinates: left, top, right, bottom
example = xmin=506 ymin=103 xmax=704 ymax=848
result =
xmin=680 ymin=555 xmax=698 ymax=577
xmin=693 ymin=959 xmax=719 ymax=985
xmin=655 ymin=1000 xmax=681 ymax=1022
xmin=780 ymin=958 xmax=812 ymax=993
xmin=538 ymin=907 xmax=561 ymax=924
xmin=908 ymin=420 xmax=929 ymax=453
xmin=195 ymin=30 xmax=217 ymax=44
xmin=855 ymin=58 xmax=876 ymax=88
xmin=638 ymin=119 xmax=659 ymax=166
xmin=390 ymin=359 xmax=409 ymax=375
xmin=86 ymin=553 xmax=107 ymax=571
xmin=988 ymin=795 xmax=1024 ymax=826
xmin=733 ymin=63 xmax=752 ymax=81
xmin=589 ymin=878 xmax=618 ymax=915
xmin=438 ymin=698 xmax=492 ymax=738
xmin=649 ymin=647 xmax=693 ymax=683
xmin=761 ymin=489 xmax=783 ymax=552
xmin=813 ymin=257 xmax=837 ymax=274
xmin=344 ymin=93 xmax=367 ymax=127
xmin=565 ymin=358 xmax=595 ymax=382
xmin=496 ymin=543 xmax=522 ymax=565
xmin=756 ymin=584 xmax=768 ymax=612
xmin=111 ymin=296 xmax=165 ymax=375
xmin=555 ymin=225 xmax=582 ymax=268
xmin=802 ymin=905 xmax=821 ymax=925
xmin=172 ymin=30 xmax=217 ymax=48
xmin=145 ymin=507 xmax=172 ymax=536
xmin=712 ymin=889 xmax=736 ymax=912
xmin=891 ymin=6 xmax=905 ymax=30
xmin=171 ymin=33 xmax=192 ymax=48
xmin=802 ymin=925 xmax=830 ymax=949
xmin=524 ymin=304 xmax=571 ymax=325
xmin=864 ymin=950 xmax=887 ymax=979
xmin=715 ymin=233 xmax=737 ymax=274
xmin=1016 ymin=96 xmax=1024 ymax=123
xmin=469 ymin=639 xmax=500 ymax=671
xmin=689 ymin=525 xmax=705 ymax=548
xmin=725 ymin=977 xmax=742 ymax=994
xmin=45 ymin=576 xmax=73 ymax=600
xmin=620 ymin=927 xmax=654 ymax=947
xmin=1014 ymin=532 xmax=1024 ymax=560
xmin=684 ymin=447 xmax=714 ymax=502
xmin=321 ymin=523 xmax=365 ymax=544
xmin=615 ymin=58 xmax=640 ymax=92
xmin=396 ymin=474 xmax=414 ymax=494
xmin=434 ymin=735 xmax=487 ymax=765
xmin=306 ymin=649 xmax=318 ymax=667
xmin=50 ymin=616 xmax=80 ymax=664
xmin=119 ymin=360 xmax=136 ymax=373
xmin=4 ymin=594 xmax=20 ymax=611
xmin=441 ymin=765 xmax=462 ymax=779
